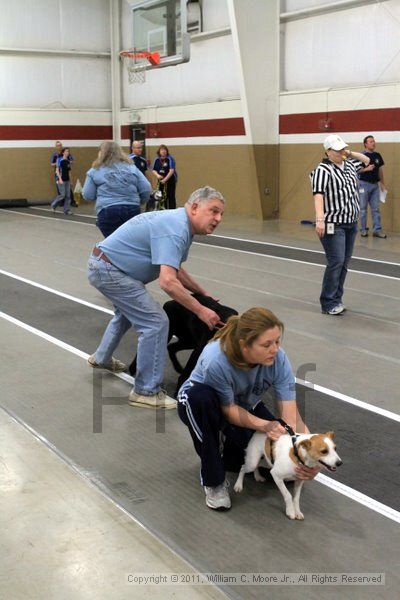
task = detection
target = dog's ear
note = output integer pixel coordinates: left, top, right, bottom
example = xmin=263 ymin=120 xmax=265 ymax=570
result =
xmin=325 ymin=431 xmax=335 ymax=440
xmin=299 ymin=439 xmax=311 ymax=450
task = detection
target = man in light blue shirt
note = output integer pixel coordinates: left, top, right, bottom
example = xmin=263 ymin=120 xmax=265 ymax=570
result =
xmin=87 ymin=186 xmax=226 ymax=409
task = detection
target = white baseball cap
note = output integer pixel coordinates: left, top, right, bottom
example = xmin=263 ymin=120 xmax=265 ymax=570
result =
xmin=323 ymin=134 xmax=348 ymax=151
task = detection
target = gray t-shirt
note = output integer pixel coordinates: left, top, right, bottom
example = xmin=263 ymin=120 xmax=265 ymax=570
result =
xmin=98 ymin=208 xmax=193 ymax=283
xmin=179 ymin=340 xmax=296 ymax=411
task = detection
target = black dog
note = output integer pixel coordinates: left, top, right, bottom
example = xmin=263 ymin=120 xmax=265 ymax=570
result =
xmin=128 ymin=293 xmax=237 ymax=397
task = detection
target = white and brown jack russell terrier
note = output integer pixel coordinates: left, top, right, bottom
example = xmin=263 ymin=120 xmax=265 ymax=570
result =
xmin=234 ymin=425 xmax=342 ymax=520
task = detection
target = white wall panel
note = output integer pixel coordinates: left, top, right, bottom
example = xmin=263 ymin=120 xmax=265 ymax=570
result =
xmin=0 ymin=0 xmax=109 ymax=51
xmin=282 ymin=1 xmax=400 ymax=91
xmin=281 ymin=0 xmax=335 ymax=11
xmin=0 ymin=57 xmax=110 ymax=109
xmin=202 ymin=0 xmax=230 ymax=30
xmin=122 ymin=34 xmax=239 ymax=108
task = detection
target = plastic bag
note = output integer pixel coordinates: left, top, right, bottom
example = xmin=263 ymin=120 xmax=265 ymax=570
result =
xmin=74 ymin=179 xmax=83 ymax=194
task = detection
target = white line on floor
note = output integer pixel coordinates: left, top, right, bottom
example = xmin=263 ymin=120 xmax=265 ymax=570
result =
xmin=296 ymin=378 xmax=400 ymax=423
xmin=196 ymin=242 xmax=400 ymax=281
xmin=0 ymin=208 xmax=95 ymax=226
xmin=2 ymin=268 xmax=400 ymax=420
xmin=316 ymin=474 xmax=400 ymax=524
xmin=4 ymin=208 xmax=399 ymax=276
xmin=0 ymin=406 xmax=205 ymax=581
xmin=0 ymin=311 xmax=134 ymax=386
xmin=209 ymin=234 xmax=400 ymax=267
xmin=0 ymin=269 xmax=113 ymax=315
xmin=31 ymin=206 xmax=97 ymax=219
xmin=1 ymin=308 xmax=399 ymax=525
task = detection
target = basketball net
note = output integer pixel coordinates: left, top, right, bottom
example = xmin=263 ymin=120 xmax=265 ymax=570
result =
xmin=119 ymin=50 xmax=160 ymax=85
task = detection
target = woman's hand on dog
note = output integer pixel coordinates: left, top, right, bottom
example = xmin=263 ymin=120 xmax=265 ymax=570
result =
xmin=295 ymin=464 xmax=321 ymax=480
xmin=263 ymin=420 xmax=286 ymax=441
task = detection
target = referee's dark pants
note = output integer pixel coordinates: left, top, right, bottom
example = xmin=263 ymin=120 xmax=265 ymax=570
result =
xmin=177 ymin=383 xmax=276 ymax=488
xmin=319 ymin=222 xmax=357 ymax=311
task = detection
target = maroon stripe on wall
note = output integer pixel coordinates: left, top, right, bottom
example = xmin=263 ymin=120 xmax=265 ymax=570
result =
xmin=0 ymin=125 xmax=113 ymax=140
xmin=1 ymin=118 xmax=245 ymax=141
xmin=280 ymin=108 xmax=400 ymax=134
xmin=122 ymin=118 xmax=246 ymax=139
xmin=146 ymin=118 xmax=245 ymax=138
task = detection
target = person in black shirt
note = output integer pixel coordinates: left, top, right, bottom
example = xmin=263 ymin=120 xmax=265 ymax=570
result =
xmin=358 ymin=135 xmax=387 ymax=238
xmin=152 ymin=144 xmax=177 ymax=209
xmin=129 ymin=141 xmax=148 ymax=176
xmin=51 ymin=148 xmax=73 ymax=215
xmin=50 ymin=141 xmax=76 ymax=207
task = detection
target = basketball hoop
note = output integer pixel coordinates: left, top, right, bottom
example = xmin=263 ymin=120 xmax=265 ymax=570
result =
xmin=119 ymin=50 xmax=160 ymax=84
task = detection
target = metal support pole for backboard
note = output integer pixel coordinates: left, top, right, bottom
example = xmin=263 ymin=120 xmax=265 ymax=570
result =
xmin=110 ymin=0 xmax=122 ymax=144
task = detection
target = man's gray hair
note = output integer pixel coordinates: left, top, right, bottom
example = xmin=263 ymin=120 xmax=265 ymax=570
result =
xmin=186 ymin=186 xmax=226 ymax=206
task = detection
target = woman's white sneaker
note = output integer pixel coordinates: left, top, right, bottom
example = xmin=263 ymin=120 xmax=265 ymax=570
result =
xmin=204 ymin=480 xmax=231 ymax=510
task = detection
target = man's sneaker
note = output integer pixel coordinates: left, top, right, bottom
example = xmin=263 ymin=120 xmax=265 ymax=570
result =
xmin=322 ymin=305 xmax=344 ymax=315
xmin=128 ymin=390 xmax=176 ymax=410
xmin=88 ymin=355 xmax=127 ymax=372
xmin=204 ymin=480 xmax=231 ymax=511
xmin=373 ymin=231 xmax=387 ymax=238
xmin=338 ymin=303 xmax=346 ymax=311
xmin=360 ymin=230 xmax=368 ymax=237
xmin=64 ymin=210 xmax=74 ymax=216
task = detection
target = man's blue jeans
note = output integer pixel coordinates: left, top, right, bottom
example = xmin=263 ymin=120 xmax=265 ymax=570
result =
xmin=359 ymin=181 xmax=382 ymax=232
xmin=96 ymin=204 xmax=140 ymax=238
xmin=87 ymin=254 xmax=169 ymax=395
xmin=319 ymin=223 xmax=357 ymax=312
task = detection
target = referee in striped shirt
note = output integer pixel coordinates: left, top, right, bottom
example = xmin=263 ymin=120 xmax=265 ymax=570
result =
xmin=311 ymin=135 xmax=370 ymax=315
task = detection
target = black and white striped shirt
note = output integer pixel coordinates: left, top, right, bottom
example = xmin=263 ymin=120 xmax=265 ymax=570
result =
xmin=311 ymin=158 xmax=363 ymax=224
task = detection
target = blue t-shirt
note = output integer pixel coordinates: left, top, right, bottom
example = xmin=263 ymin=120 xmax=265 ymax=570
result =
xmin=358 ymin=151 xmax=384 ymax=184
xmin=98 ymin=207 xmax=193 ymax=283
xmin=82 ymin=162 xmax=151 ymax=215
xmin=179 ymin=341 xmax=296 ymax=411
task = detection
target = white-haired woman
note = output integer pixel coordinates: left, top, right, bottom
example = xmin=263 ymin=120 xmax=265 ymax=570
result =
xmin=83 ymin=141 xmax=151 ymax=237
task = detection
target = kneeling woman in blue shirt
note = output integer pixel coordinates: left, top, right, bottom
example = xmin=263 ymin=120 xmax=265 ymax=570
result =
xmin=83 ymin=141 xmax=151 ymax=237
xmin=177 ymin=307 xmax=318 ymax=510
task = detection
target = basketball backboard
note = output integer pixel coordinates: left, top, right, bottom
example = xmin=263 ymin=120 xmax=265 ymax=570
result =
xmin=129 ymin=0 xmax=190 ymax=69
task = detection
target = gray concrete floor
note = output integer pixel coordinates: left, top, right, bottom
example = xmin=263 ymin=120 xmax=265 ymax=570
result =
xmin=1 ymin=204 xmax=399 ymax=599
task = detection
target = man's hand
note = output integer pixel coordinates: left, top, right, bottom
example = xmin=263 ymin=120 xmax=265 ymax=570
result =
xmin=197 ymin=306 xmax=225 ymax=330
xmin=364 ymin=164 xmax=375 ymax=172
xmin=295 ymin=464 xmax=320 ymax=480
xmin=261 ymin=420 xmax=286 ymax=441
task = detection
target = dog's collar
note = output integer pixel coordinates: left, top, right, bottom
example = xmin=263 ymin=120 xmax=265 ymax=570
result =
xmin=292 ymin=436 xmax=306 ymax=466
xmin=277 ymin=418 xmax=306 ymax=466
